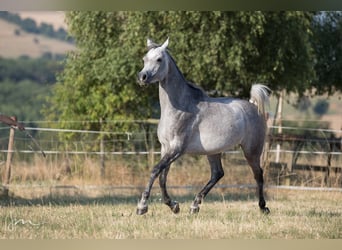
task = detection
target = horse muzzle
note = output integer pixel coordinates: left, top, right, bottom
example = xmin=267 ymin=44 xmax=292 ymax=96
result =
xmin=138 ymin=71 xmax=150 ymax=86
xmin=138 ymin=70 xmax=159 ymax=86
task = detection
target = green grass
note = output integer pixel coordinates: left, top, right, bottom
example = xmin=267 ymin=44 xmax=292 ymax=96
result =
xmin=0 ymin=189 xmax=341 ymax=239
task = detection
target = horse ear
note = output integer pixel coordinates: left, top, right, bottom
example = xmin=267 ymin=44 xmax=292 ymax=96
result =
xmin=147 ymin=38 xmax=159 ymax=50
xmin=147 ymin=38 xmax=154 ymax=48
xmin=161 ymin=37 xmax=169 ymax=50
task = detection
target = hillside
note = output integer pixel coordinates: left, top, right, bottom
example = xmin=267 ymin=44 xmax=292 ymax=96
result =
xmin=0 ymin=18 xmax=75 ymax=58
xmin=268 ymin=94 xmax=341 ymax=134
xmin=15 ymin=11 xmax=67 ymax=30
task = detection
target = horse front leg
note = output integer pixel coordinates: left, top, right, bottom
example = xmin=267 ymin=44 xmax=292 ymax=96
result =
xmin=159 ymin=166 xmax=180 ymax=214
xmin=190 ymin=154 xmax=224 ymax=214
xmin=137 ymin=151 xmax=181 ymax=215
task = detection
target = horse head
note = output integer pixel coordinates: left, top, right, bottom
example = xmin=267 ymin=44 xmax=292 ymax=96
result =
xmin=138 ymin=38 xmax=169 ymax=85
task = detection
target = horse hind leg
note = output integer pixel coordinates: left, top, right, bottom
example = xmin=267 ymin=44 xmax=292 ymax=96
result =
xmin=190 ymin=154 xmax=224 ymax=214
xmin=243 ymin=148 xmax=270 ymax=214
xmin=159 ymin=165 xmax=180 ymax=214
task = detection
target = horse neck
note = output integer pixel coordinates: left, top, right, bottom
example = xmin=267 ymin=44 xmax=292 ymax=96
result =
xmin=158 ymin=58 xmax=194 ymax=111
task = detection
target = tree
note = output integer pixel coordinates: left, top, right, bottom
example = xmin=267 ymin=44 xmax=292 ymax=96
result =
xmin=0 ymin=80 xmax=50 ymax=123
xmin=45 ymin=12 xmax=148 ymax=136
xmin=0 ymin=56 xmax=63 ymax=84
xmin=22 ymin=18 xmax=38 ymax=33
xmin=313 ymin=99 xmax=330 ymax=116
xmin=45 ymin=11 xmax=318 ymax=137
xmin=0 ymin=11 xmax=74 ymax=43
xmin=312 ymin=11 xmax=342 ymax=95
xmin=40 ymin=23 xmax=55 ymax=37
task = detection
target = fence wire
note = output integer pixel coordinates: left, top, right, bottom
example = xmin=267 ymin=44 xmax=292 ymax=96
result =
xmin=0 ymin=121 xmax=341 ymax=189
xmin=0 ymin=124 xmax=341 ymax=156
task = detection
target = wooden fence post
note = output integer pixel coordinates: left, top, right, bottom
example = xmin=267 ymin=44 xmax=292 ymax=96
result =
xmin=275 ymin=90 xmax=284 ymax=163
xmin=2 ymin=116 xmax=16 ymax=187
xmin=284 ymin=151 xmax=294 ymax=186
xmin=325 ymin=135 xmax=334 ymax=187
xmin=99 ymin=118 xmax=105 ymax=178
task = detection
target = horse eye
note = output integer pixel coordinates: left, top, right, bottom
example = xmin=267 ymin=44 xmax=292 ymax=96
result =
xmin=157 ymin=58 xmax=162 ymax=63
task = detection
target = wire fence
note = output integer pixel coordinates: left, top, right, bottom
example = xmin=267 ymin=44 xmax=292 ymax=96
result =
xmin=0 ymin=124 xmax=341 ymax=156
xmin=0 ymin=120 xmax=341 ymax=191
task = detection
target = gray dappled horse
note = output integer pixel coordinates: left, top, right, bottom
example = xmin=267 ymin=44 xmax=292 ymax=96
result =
xmin=137 ymin=38 xmax=271 ymax=215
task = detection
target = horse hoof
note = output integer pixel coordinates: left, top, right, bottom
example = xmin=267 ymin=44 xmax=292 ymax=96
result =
xmin=190 ymin=206 xmax=200 ymax=214
xmin=136 ymin=206 xmax=148 ymax=215
xmin=261 ymin=207 xmax=270 ymax=214
xmin=171 ymin=202 xmax=180 ymax=214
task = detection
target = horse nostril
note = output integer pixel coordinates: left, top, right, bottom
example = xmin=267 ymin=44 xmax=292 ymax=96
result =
xmin=138 ymin=72 xmax=146 ymax=82
xmin=138 ymin=72 xmax=149 ymax=84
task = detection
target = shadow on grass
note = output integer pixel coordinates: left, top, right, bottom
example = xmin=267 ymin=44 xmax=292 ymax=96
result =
xmin=0 ymin=186 xmax=260 ymax=207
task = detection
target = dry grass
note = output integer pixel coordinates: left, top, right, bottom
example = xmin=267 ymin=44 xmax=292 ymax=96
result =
xmin=15 ymin=11 xmax=67 ymax=30
xmin=1 ymin=152 xmax=341 ymax=239
xmin=6 ymin=151 xmax=342 ymax=190
xmin=0 ymin=189 xmax=341 ymax=239
xmin=0 ymin=19 xmax=75 ymax=58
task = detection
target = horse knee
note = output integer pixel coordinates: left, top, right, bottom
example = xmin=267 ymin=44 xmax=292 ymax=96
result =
xmin=216 ymin=170 xmax=224 ymax=181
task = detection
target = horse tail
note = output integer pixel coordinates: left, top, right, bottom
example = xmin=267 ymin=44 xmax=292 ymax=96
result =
xmin=249 ymin=84 xmax=271 ymax=117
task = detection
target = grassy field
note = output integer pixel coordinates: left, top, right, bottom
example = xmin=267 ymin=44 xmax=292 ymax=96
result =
xmin=0 ymin=129 xmax=341 ymax=240
xmin=1 ymin=140 xmax=341 ymax=239
xmin=0 ymin=188 xmax=341 ymax=239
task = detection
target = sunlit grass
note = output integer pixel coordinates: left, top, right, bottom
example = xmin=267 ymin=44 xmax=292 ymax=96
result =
xmin=0 ymin=189 xmax=341 ymax=239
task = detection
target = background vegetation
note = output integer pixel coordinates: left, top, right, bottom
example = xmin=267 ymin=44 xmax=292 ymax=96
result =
xmin=0 ymin=56 xmax=63 ymax=141
xmin=44 ymin=11 xmax=341 ymax=138
xmin=1 ymin=11 xmax=340 ymax=134
xmin=0 ymin=11 xmax=73 ymax=43
xmin=0 ymin=12 xmax=341 ymax=240
xmin=0 ymin=11 xmax=341 ymax=183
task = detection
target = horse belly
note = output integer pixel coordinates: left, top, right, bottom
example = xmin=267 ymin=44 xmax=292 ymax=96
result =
xmin=185 ymin=126 xmax=243 ymax=155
